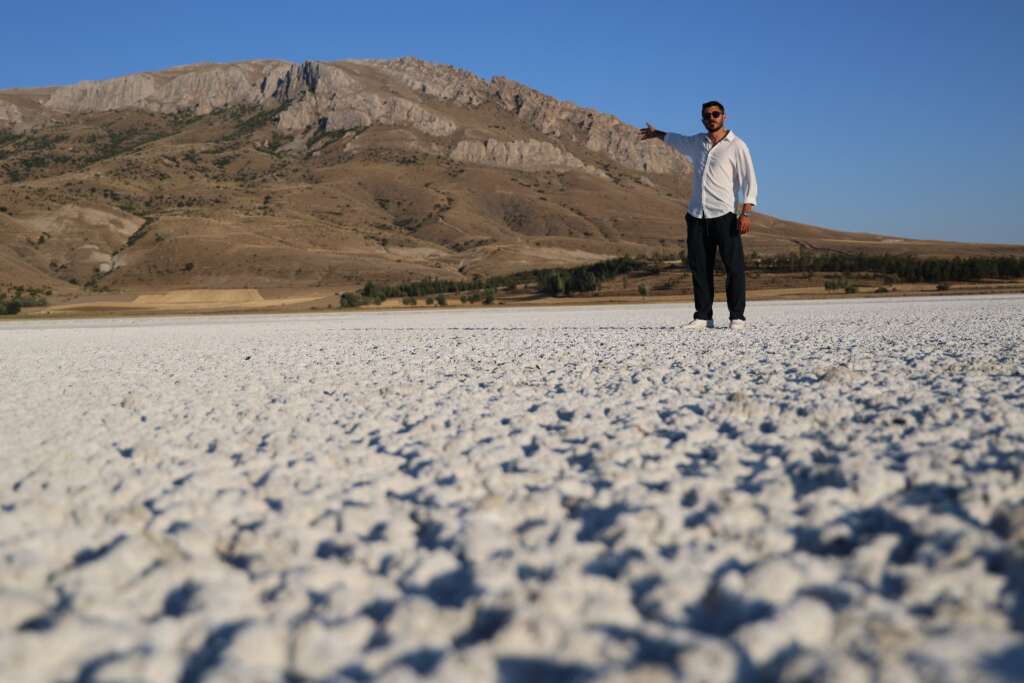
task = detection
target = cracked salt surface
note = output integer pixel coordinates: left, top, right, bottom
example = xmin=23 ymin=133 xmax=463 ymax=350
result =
xmin=1 ymin=295 xmax=1023 ymax=682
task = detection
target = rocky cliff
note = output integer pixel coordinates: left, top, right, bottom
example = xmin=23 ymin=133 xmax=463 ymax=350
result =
xmin=1 ymin=57 xmax=687 ymax=177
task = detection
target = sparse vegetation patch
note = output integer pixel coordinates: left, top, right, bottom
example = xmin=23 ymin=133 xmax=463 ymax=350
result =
xmin=0 ymin=285 xmax=49 ymax=314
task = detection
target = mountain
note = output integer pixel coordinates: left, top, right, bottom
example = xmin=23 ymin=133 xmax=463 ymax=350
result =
xmin=0 ymin=58 xmax=1018 ymax=293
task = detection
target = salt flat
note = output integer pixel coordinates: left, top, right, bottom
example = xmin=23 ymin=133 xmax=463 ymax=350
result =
xmin=1 ymin=296 xmax=1023 ymax=683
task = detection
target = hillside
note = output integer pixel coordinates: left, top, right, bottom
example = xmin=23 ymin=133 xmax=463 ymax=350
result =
xmin=1 ymin=57 xmax=1019 ymax=295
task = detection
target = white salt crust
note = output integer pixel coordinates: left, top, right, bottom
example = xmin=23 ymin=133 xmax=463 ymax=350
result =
xmin=1 ymin=295 xmax=1022 ymax=682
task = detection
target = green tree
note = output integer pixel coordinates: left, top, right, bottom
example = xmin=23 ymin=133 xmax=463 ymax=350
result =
xmin=360 ymin=281 xmax=385 ymax=300
xmin=567 ymin=269 xmax=599 ymax=294
xmin=339 ymin=292 xmax=363 ymax=308
xmin=540 ymin=271 xmax=565 ymax=296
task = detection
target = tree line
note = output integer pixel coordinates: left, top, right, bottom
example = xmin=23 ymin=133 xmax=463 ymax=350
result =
xmin=346 ymin=256 xmax=645 ymax=306
xmin=340 ymin=252 xmax=1024 ymax=307
xmin=747 ymin=251 xmax=1024 ymax=283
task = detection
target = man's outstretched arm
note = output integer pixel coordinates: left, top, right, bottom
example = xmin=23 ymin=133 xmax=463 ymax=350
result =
xmin=639 ymin=122 xmax=666 ymax=141
xmin=640 ymin=122 xmax=699 ymax=159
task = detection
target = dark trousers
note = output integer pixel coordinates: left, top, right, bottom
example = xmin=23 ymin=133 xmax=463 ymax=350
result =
xmin=686 ymin=212 xmax=746 ymax=321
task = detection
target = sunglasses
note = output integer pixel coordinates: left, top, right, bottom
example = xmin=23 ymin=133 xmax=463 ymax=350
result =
xmin=702 ymin=111 xmax=723 ymax=120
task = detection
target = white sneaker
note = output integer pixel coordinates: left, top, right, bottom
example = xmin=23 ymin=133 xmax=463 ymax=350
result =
xmin=729 ymin=319 xmax=747 ymax=330
xmin=684 ymin=319 xmax=713 ymax=330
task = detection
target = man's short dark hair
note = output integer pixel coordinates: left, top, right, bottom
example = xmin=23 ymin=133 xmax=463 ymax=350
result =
xmin=701 ymin=100 xmax=725 ymax=113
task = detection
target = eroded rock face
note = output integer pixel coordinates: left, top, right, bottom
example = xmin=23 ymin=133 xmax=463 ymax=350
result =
xmin=490 ymin=77 xmax=687 ymax=176
xmin=365 ymin=56 xmax=492 ymax=107
xmin=359 ymin=59 xmax=689 ymax=175
xmin=268 ymin=61 xmax=460 ymax=137
xmin=152 ymin=66 xmax=266 ymax=114
xmin=6 ymin=57 xmax=689 ymax=175
xmin=41 ymin=62 xmax=286 ymax=116
xmin=43 ymin=63 xmax=281 ymax=115
xmin=358 ymin=58 xmax=689 ymax=175
xmin=451 ymin=138 xmax=604 ymax=176
xmin=0 ymin=100 xmax=24 ymax=127
xmin=45 ymin=74 xmax=158 ymax=113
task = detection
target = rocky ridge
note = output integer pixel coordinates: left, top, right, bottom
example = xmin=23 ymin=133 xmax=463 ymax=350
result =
xmin=2 ymin=57 xmax=686 ymax=176
xmin=41 ymin=61 xmax=287 ymax=115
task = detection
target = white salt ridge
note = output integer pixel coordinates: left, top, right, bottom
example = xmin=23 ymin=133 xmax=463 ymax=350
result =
xmin=1 ymin=295 xmax=1022 ymax=682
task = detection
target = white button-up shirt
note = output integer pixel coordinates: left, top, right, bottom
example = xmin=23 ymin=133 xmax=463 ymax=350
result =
xmin=663 ymin=130 xmax=758 ymax=219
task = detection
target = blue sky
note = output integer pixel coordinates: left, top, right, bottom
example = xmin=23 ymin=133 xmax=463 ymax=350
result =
xmin=2 ymin=0 xmax=1021 ymax=244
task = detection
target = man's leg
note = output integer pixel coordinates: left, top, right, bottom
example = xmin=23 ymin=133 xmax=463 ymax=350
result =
xmin=715 ymin=212 xmax=747 ymax=320
xmin=686 ymin=214 xmax=714 ymax=320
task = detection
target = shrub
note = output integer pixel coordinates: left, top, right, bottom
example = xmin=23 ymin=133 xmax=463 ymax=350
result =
xmin=402 ymin=296 xmax=417 ymax=305
xmin=540 ymin=271 xmax=565 ymax=296
xmin=16 ymin=294 xmax=47 ymax=307
xmin=339 ymin=292 xmax=363 ymax=308
xmin=425 ymin=296 xmax=434 ymax=305
xmin=360 ymin=281 xmax=385 ymax=300
xmin=824 ymin=278 xmax=850 ymax=291
xmin=3 ymin=300 xmax=21 ymax=315
xmin=567 ymin=269 xmax=598 ymax=293
xmin=436 ymin=293 xmax=448 ymax=306
xmin=936 ymin=283 xmax=951 ymax=291
xmin=638 ymin=283 xmax=649 ymax=297
xmin=844 ymin=285 xmax=858 ymax=294
xmin=125 ymin=218 xmax=154 ymax=247
xmin=483 ymin=288 xmax=496 ymax=304
xmin=539 ymin=265 xmax=605 ymax=297
xmin=875 ymin=287 xmax=889 ymax=293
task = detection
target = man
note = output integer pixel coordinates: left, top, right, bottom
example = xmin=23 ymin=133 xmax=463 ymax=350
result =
xmin=640 ymin=101 xmax=758 ymax=330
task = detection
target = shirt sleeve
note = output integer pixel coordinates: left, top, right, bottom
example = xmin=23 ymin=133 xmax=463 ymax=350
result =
xmin=662 ymin=132 xmax=700 ymax=160
xmin=734 ymin=141 xmax=758 ymax=206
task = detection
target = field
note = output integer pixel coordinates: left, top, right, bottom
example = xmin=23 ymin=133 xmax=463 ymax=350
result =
xmin=12 ymin=272 xmax=1024 ymax=318
xmin=2 ymin=296 xmax=1023 ymax=682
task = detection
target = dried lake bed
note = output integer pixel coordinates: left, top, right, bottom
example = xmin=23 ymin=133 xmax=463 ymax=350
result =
xmin=1 ymin=295 xmax=1023 ymax=682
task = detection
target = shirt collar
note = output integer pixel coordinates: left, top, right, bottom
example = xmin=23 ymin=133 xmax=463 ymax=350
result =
xmin=706 ymin=130 xmax=734 ymax=144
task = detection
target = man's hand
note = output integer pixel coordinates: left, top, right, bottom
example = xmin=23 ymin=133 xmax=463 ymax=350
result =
xmin=639 ymin=122 xmax=665 ymax=141
xmin=738 ymin=215 xmax=751 ymax=235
